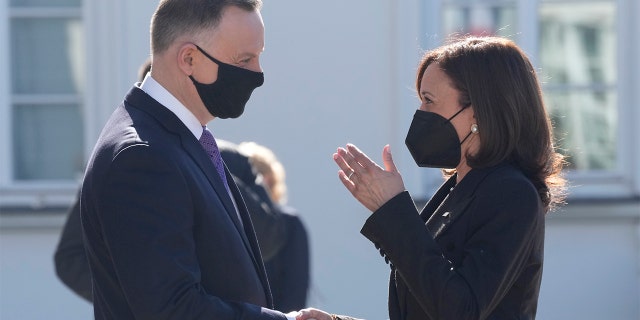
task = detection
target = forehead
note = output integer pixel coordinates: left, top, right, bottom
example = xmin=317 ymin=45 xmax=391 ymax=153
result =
xmin=209 ymin=6 xmax=265 ymax=53
xmin=420 ymin=64 xmax=456 ymax=94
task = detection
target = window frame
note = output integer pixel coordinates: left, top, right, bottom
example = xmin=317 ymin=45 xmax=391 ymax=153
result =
xmin=0 ymin=2 xmax=84 ymax=208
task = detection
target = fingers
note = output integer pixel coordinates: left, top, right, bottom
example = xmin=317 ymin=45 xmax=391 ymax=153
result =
xmin=382 ymin=144 xmax=398 ymax=173
xmin=332 ymin=143 xmax=404 ymax=212
xmin=337 ymin=143 xmax=391 ymax=174
xmin=333 ymin=152 xmax=357 ymax=192
xmin=333 ymin=150 xmax=354 ymax=180
xmin=345 ymin=143 xmax=377 ymax=171
xmin=333 ymin=144 xmax=375 ymax=176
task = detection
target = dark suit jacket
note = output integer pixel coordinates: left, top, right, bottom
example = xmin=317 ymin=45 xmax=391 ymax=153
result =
xmin=54 ymin=141 xmax=305 ymax=308
xmin=80 ymin=87 xmax=286 ymax=320
xmin=361 ymin=163 xmax=545 ymax=320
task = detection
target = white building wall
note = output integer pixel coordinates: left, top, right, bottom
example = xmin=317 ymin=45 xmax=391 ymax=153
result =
xmin=1 ymin=1 xmax=639 ymax=320
xmin=538 ymin=203 xmax=640 ymax=319
xmin=1 ymin=220 xmax=93 ymax=320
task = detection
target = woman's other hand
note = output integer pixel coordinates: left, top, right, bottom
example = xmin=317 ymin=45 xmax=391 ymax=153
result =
xmin=333 ymin=144 xmax=405 ymax=212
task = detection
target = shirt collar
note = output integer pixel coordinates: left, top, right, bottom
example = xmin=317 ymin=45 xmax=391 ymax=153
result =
xmin=139 ymin=73 xmax=204 ymax=139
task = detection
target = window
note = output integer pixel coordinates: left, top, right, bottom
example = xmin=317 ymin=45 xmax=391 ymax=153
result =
xmin=8 ymin=0 xmax=84 ymax=182
xmin=539 ymin=0 xmax=617 ymax=171
xmin=442 ymin=0 xmax=517 ymax=38
xmin=429 ymin=0 xmax=637 ymax=199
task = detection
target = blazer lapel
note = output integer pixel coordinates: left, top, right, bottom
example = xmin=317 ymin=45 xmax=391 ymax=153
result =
xmin=420 ymin=176 xmax=456 ymax=223
xmin=225 ymin=166 xmax=263 ymax=260
xmin=425 ymin=192 xmax=473 ymax=239
xmin=227 ymin=175 xmax=274 ymax=306
xmin=179 ymin=129 xmax=267 ymax=273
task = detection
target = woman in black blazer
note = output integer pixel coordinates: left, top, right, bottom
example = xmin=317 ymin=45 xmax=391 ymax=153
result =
xmin=299 ymin=36 xmax=566 ymax=320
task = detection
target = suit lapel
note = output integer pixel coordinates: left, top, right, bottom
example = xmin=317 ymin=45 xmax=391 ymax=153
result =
xmin=177 ymin=123 xmax=265 ymax=274
xmin=191 ymin=143 xmax=272 ymax=304
xmin=225 ymin=167 xmax=264 ymax=261
xmin=420 ymin=176 xmax=456 ymax=222
xmin=425 ymin=192 xmax=473 ymax=239
xmin=227 ymin=175 xmax=274 ymax=306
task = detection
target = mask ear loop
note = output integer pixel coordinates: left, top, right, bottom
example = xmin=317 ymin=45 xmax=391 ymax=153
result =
xmin=446 ymin=105 xmax=469 ymax=121
xmin=448 ymin=105 xmax=473 ymax=145
xmin=459 ymin=130 xmax=474 ymax=145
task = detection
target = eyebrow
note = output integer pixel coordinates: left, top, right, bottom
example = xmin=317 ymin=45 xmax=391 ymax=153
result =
xmin=239 ymin=46 xmax=265 ymax=58
xmin=235 ymin=49 xmax=263 ymax=60
xmin=420 ymin=90 xmax=435 ymax=98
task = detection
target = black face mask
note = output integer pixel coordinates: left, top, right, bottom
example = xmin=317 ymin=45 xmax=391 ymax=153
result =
xmin=405 ymin=108 xmax=472 ymax=169
xmin=189 ymin=45 xmax=264 ymax=119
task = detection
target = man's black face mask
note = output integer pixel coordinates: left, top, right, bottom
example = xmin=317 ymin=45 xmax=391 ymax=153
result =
xmin=189 ymin=45 xmax=264 ymax=119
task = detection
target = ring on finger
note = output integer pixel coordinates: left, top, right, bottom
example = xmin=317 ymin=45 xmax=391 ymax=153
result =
xmin=347 ymin=170 xmax=355 ymax=179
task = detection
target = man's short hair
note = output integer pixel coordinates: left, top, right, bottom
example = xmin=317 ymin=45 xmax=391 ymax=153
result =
xmin=150 ymin=0 xmax=262 ymax=54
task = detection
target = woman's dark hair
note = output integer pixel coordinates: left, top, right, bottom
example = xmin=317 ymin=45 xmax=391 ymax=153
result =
xmin=416 ymin=36 xmax=566 ymax=211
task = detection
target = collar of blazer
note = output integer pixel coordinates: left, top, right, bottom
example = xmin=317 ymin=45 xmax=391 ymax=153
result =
xmin=123 ymin=87 xmax=255 ymax=253
xmin=423 ymin=164 xmax=507 ymax=239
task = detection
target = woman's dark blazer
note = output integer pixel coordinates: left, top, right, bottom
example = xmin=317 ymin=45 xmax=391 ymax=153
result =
xmin=361 ymin=163 xmax=545 ymax=320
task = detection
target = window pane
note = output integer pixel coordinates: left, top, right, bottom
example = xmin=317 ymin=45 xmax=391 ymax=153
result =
xmin=443 ymin=2 xmax=516 ymax=38
xmin=539 ymin=1 xmax=616 ymax=171
xmin=11 ymin=18 xmax=84 ymax=94
xmin=539 ymin=2 xmax=616 ymax=85
xmin=10 ymin=0 xmax=81 ymax=7
xmin=546 ymin=90 xmax=617 ymax=170
xmin=13 ymin=104 xmax=84 ymax=180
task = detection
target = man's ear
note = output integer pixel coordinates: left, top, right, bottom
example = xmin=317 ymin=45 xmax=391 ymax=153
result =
xmin=177 ymin=43 xmax=198 ymax=76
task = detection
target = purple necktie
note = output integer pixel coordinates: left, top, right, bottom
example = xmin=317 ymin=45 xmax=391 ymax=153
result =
xmin=199 ymin=126 xmax=230 ymax=192
xmin=199 ymin=126 xmax=243 ymax=226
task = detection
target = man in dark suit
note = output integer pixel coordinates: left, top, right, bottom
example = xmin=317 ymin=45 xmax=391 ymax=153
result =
xmin=80 ymin=1 xmax=298 ymax=319
xmin=54 ymin=141 xmax=290 ymax=304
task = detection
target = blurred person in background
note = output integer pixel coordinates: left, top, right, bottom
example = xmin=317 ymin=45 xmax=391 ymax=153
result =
xmin=237 ymin=141 xmax=310 ymax=311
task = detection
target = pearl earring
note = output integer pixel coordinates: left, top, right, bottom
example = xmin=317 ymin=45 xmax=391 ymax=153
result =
xmin=471 ymin=124 xmax=479 ymax=134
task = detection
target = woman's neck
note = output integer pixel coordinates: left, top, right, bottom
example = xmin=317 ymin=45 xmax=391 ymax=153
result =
xmin=455 ymin=160 xmax=472 ymax=184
